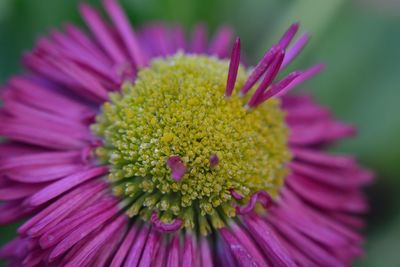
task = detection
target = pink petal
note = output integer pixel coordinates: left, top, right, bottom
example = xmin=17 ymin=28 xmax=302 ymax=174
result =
xmin=103 ymin=0 xmax=146 ymax=67
xmin=29 ymin=166 xmax=108 ymax=206
xmin=225 ymin=38 xmax=241 ymax=97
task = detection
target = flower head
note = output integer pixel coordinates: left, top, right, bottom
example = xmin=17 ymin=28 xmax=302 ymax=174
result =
xmin=0 ymin=0 xmax=372 ymax=266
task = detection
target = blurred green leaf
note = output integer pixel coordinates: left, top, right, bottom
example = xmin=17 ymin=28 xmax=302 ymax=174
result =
xmin=257 ymin=0 xmax=345 ymax=57
xmin=0 ymin=0 xmax=12 ymax=22
xmin=356 ymin=210 xmax=400 ymax=267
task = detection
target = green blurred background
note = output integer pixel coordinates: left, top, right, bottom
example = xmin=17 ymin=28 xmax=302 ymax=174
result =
xmin=0 ymin=0 xmax=399 ymax=266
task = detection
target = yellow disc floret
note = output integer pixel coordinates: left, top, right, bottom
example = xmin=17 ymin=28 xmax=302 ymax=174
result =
xmin=91 ymin=53 xmax=291 ymax=234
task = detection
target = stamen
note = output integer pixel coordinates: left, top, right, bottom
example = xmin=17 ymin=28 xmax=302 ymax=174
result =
xmin=235 ymin=191 xmax=273 ymax=214
xmin=209 ymin=154 xmax=220 ymax=168
xmin=247 ymin=49 xmax=285 ymax=107
xmin=151 ymin=212 xmax=183 ymax=232
xmin=167 ymin=156 xmax=187 ymax=181
xmin=225 ymin=38 xmax=241 ymax=97
xmin=278 ymin=22 xmax=300 ymax=49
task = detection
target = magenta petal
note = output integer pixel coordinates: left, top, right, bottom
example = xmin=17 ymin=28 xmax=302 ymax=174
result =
xmin=287 ymin=174 xmax=368 ymax=212
xmin=0 ymin=201 xmax=35 ymax=225
xmin=225 ymin=38 xmax=241 ymax=97
xmin=240 ymin=45 xmax=281 ymax=95
xmin=48 ymin=57 xmax=109 ymax=101
xmin=48 ymin=29 xmax=119 ymax=85
xmin=0 ymin=151 xmax=80 ymax=171
xmin=191 ymin=23 xmax=207 ymax=53
xmin=79 ymin=3 xmax=126 ymax=65
xmin=26 ymin=183 xmax=108 ymax=239
xmin=0 ymin=238 xmax=27 ymax=259
xmin=6 ymin=164 xmax=85 ymax=183
xmin=49 ymin=207 xmax=121 ymax=261
xmin=292 ymin=147 xmax=355 ymax=168
xmin=62 ymin=215 xmax=126 ymax=267
xmin=64 ymin=23 xmax=112 ymax=65
xmin=282 ymin=188 xmax=365 ymax=241
xmin=1 ymin=99 xmax=86 ymax=132
xmin=281 ymin=33 xmax=310 ymax=69
xmin=268 ymin=215 xmax=345 ymax=267
xmin=220 ymin=228 xmax=258 ymax=267
xmin=247 ymin=49 xmax=285 ymax=107
xmin=216 ymin=236 xmax=238 ymax=267
xmin=18 ymin=181 xmax=106 ymax=235
xmin=39 ymin=197 xmax=117 ymax=249
xmin=289 ymin=162 xmax=371 ymax=188
xmin=110 ymin=225 xmax=138 ymax=267
xmin=278 ymin=22 xmax=300 ymax=49
xmin=171 ymin=26 xmax=186 ymax=51
xmin=153 ymin=238 xmax=168 ymax=267
xmin=138 ymin=228 xmax=159 ymax=267
xmin=22 ymin=248 xmax=47 ymax=267
xmin=199 ymin=237 xmax=213 ymax=267
xmin=209 ymin=26 xmax=233 ymax=58
xmin=256 ymin=71 xmax=302 ymax=105
xmin=91 ymin=227 xmax=126 ymax=267
xmin=0 ymin=183 xmax=45 ymax=201
xmin=29 ymin=166 xmax=108 ymax=206
xmin=8 ymin=76 xmax=94 ymax=119
xmin=103 ymin=0 xmax=146 ymax=67
xmin=167 ymin=234 xmax=180 ymax=267
xmin=244 ymin=215 xmax=297 ymax=267
xmin=124 ymin=225 xmax=150 ymax=266
xmin=231 ymin=222 xmax=270 ymax=266
xmin=182 ymin=234 xmax=195 ymax=267
xmin=278 ymin=64 xmax=325 ymax=96
xmin=0 ymin=121 xmax=86 ymax=150
xmin=289 ymin=120 xmax=356 ymax=145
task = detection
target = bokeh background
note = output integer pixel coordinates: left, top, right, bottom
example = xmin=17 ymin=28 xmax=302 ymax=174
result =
xmin=0 ymin=0 xmax=399 ymax=266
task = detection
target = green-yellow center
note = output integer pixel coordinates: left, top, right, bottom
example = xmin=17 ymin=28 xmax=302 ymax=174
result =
xmin=91 ymin=53 xmax=291 ymax=234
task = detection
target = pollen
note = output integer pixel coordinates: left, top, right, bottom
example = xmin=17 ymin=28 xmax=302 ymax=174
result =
xmin=91 ymin=53 xmax=291 ymax=234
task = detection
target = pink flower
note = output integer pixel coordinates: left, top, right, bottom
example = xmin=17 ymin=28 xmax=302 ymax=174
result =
xmin=0 ymin=0 xmax=372 ymax=266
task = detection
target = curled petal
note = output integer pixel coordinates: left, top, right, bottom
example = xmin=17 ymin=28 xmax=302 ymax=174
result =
xmin=235 ymin=191 xmax=273 ymax=214
xmin=166 ymin=156 xmax=187 ymax=181
xmin=151 ymin=213 xmax=182 ymax=233
xmin=209 ymin=154 xmax=220 ymax=168
xmin=230 ymin=189 xmax=244 ymax=200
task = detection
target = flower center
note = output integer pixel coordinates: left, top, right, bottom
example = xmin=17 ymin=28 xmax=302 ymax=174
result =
xmin=91 ymin=53 xmax=290 ymax=234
